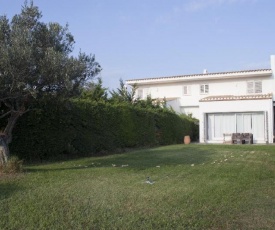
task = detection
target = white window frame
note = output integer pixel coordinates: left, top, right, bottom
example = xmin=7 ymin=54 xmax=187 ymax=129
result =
xmin=183 ymin=85 xmax=191 ymax=96
xmin=200 ymin=84 xmax=209 ymax=94
xmin=137 ymin=88 xmax=150 ymax=99
xmin=247 ymin=81 xmax=262 ymax=94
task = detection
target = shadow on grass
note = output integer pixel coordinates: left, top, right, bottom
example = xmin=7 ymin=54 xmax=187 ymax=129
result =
xmin=0 ymin=182 xmax=22 ymax=201
xmin=25 ymin=145 xmax=216 ymax=173
xmin=105 ymin=145 xmax=215 ymax=168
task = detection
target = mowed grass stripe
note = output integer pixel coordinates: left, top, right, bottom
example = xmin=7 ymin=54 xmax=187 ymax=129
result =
xmin=0 ymin=144 xmax=274 ymax=229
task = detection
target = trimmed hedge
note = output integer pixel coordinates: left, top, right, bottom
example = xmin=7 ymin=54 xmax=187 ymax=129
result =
xmin=10 ymin=100 xmax=198 ymax=161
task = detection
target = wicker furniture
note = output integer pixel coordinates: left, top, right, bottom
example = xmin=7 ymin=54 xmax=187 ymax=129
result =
xmin=231 ymin=133 xmax=253 ymax=144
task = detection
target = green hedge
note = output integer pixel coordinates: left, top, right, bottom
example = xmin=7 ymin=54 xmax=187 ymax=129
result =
xmin=9 ymin=100 xmax=198 ymax=161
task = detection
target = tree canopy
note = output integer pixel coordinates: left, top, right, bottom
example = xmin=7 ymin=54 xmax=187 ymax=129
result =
xmin=0 ymin=1 xmax=101 ymax=162
xmin=109 ymin=79 xmax=137 ymax=104
xmin=80 ymin=78 xmax=108 ymax=102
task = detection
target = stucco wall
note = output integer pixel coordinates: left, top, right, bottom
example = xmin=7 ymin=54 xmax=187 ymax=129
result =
xmin=135 ymin=74 xmax=274 ymax=120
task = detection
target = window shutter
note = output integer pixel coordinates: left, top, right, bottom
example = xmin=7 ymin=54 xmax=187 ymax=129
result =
xmin=247 ymin=82 xmax=254 ymax=94
xmin=200 ymin=85 xmax=204 ymax=94
xmin=183 ymin=86 xmax=188 ymax=95
xmin=205 ymin=85 xmax=209 ymax=93
xmin=255 ymin=81 xmax=262 ymax=93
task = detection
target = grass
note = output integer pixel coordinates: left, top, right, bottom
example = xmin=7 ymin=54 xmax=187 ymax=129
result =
xmin=0 ymin=144 xmax=275 ymax=229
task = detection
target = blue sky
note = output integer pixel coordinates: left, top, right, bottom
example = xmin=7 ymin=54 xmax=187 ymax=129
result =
xmin=1 ymin=0 xmax=274 ymax=90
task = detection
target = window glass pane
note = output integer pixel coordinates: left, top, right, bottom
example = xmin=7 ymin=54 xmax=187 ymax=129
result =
xmin=214 ymin=114 xmax=223 ymax=138
xmin=205 ymin=85 xmax=209 ymax=93
xmin=243 ymin=114 xmax=252 ymax=133
xmin=222 ymin=114 xmax=235 ymax=133
xmin=247 ymin=82 xmax=254 ymax=94
xmin=183 ymin=86 xmax=188 ymax=95
xmin=213 ymin=114 xmax=235 ymax=139
xmin=236 ymin=114 xmax=243 ymax=133
xmin=200 ymin=85 xmax=204 ymax=93
xmin=252 ymin=113 xmax=264 ymax=139
xmin=255 ymin=81 xmax=262 ymax=93
xmin=207 ymin=114 xmax=214 ymax=140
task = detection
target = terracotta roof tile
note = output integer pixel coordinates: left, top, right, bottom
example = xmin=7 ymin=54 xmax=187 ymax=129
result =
xmin=126 ymin=69 xmax=272 ymax=83
xmin=199 ymin=93 xmax=273 ymax=102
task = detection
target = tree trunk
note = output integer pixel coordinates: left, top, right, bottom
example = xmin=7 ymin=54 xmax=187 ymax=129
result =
xmin=0 ymin=112 xmax=21 ymax=164
xmin=0 ymin=137 xmax=9 ymax=165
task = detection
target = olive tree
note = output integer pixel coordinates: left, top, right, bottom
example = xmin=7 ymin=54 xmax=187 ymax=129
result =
xmin=0 ymin=1 xmax=101 ymax=163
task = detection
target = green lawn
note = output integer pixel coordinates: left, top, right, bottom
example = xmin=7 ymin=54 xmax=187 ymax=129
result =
xmin=1 ymin=144 xmax=275 ymax=229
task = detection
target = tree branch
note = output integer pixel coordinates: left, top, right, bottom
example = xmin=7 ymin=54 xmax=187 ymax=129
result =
xmin=0 ymin=111 xmax=12 ymax=119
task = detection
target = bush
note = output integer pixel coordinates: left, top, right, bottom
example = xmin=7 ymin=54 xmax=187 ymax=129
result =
xmin=9 ymin=100 xmax=198 ymax=161
xmin=0 ymin=156 xmax=23 ymax=174
xmin=179 ymin=114 xmax=199 ymax=142
xmin=154 ymin=110 xmax=199 ymax=145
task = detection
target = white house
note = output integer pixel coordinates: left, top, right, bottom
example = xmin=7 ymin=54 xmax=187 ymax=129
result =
xmin=126 ymin=55 xmax=275 ymax=144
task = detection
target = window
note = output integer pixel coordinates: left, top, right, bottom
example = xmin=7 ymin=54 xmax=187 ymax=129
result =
xmin=255 ymin=81 xmax=262 ymax=93
xmin=137 ymin=88 xmax=150 ymax=99
xmin=183 ymin=85 xmax=191 ymax=95
xmin=247 ymin=81 xmax=262 ymax=94
xmin=200 ymin=84 xmax=209 ymax=94
xmin=137 ymin=89 xmax=143 ymax=98
xmin=143 ymin=88 xmax=150 ymax=98
xmin=207 ymin=112 xmax=265 ymax=141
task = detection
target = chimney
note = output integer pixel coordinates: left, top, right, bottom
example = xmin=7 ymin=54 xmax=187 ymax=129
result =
xmin=203 ymin=69 xmax=208 ymax=74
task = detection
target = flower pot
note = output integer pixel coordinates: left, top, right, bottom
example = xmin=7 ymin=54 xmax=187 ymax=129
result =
xmin=184 ymin=135 xmax=191 ymax=144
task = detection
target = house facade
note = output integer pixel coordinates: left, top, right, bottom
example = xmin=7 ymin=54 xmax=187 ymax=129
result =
xmin=126 ymin=55 xmax=275 ymax=144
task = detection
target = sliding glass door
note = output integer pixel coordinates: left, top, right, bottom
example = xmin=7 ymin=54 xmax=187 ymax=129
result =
xmin=236 ymin=113 xmax=264 ymax=140
xmin=207 ymin=113 xmax=236 ymax=141
xmin=207 ymin=112 xmax=265 ymax=141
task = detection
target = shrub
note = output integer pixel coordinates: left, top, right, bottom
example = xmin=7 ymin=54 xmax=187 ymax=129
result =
xmin=9 ymin=100 xmax=198 ymax=161
xmin=0 ymin=156 xmax=23 ymax=174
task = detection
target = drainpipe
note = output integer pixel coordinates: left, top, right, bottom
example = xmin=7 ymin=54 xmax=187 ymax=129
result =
xmin=271 ymin=55 xmax=275 ymax=77
xmin=203 ymin=113 xmax=207 ymax=143
xmin=265 ymin=111 xmax=269 ymax=144
xmin=271 ymin=55 xmax=275 ymax=143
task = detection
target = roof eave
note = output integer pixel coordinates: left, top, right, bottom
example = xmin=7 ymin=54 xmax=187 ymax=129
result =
xmin=126 ymin=70 xmax=272 ymax=86
xmin=199 ymin=93 xmax=273 ymax=102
